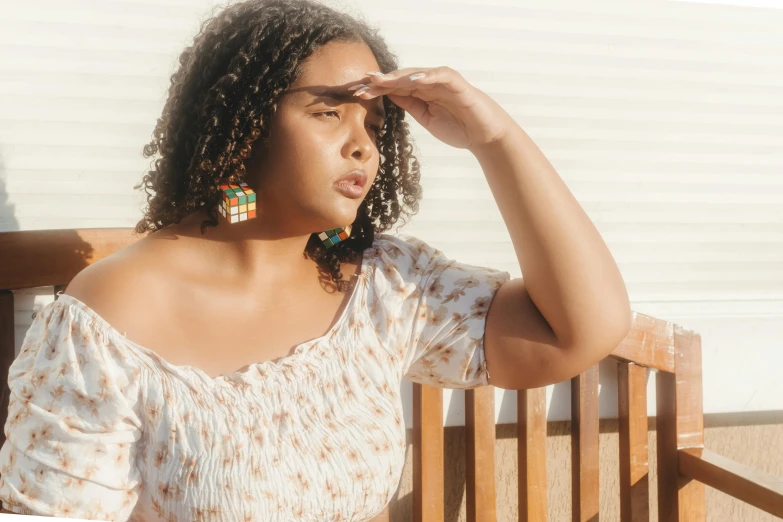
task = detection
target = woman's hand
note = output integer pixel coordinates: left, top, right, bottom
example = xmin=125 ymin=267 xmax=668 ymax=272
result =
xmin=353 ymin=67 xmax=517 ymax=151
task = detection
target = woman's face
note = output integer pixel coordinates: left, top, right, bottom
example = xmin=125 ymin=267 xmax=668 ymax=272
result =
xmin=245 ymin=40 xmax=386 ymax=235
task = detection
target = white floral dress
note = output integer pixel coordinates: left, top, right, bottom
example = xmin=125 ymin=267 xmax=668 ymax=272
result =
xmin=0 ymin=233 xmax=510 ymax=521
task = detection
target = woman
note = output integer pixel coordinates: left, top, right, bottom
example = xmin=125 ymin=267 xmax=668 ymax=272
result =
xmin=0 ymin=0 xmax=632 ymax=520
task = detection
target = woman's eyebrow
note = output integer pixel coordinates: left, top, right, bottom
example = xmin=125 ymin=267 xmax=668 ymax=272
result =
xmin=313 ymin=87 xmax=386 ymax=121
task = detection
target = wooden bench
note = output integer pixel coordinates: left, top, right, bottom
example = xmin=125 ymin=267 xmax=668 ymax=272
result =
xmin=1 ymin=228 xmax=782 ymax=521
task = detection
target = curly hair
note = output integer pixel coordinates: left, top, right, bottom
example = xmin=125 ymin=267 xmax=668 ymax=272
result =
xmin=133 ymin=0 xmax=423 ymax=292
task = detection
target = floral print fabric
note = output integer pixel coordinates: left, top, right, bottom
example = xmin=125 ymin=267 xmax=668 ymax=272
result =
xmin=0 ymin=233 xmax=510 ymax=521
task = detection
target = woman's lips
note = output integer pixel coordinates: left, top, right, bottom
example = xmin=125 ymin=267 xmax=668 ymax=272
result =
xmin=334 ymin=181 xmax=364 ymax=199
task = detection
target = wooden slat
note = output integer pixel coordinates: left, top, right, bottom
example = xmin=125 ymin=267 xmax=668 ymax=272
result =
xmin=571 ymin=364 xmax=600 ymax=522
xmin=611 ymin=312 xmax=676 ymax=373
xmin=518 ymin=386 xmax=547 ymax=521
xmin=679 ymin=448 xmax=783 ymax=518
xmin=656 ymin=329 xmax=706 ymax=521
xmin=0 ymin=291 xmax=14 ymax=449
xmin=412 ymin=383 xmax=444 ymax=522
xmin=0 ymin=228 xmax=140 ymax=290
xmin=466 ymin=385 xmax=497 ymax=522
xmin=617 ymin=362 xmax=650 ymax=521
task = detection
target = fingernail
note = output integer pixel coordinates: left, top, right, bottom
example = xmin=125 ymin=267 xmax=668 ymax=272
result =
xmin=366 ymin=71 xmax=385 ymax=77
xmin=409 ymin=73 xmax=426 ymax=81
xmin=348 ymin=83 xmax=368 ymax=91
xmin=352 ymin=86 xmax=371 ymax=96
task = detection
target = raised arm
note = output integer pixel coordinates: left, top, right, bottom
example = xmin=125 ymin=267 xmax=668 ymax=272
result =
xmin=474 ymin=120 xmax=632 ymax=389
xmin=357 ymin=66 xmax=632 ymax=390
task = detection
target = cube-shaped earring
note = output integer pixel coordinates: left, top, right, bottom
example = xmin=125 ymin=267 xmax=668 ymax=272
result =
xmin=318 ymin=225 xmax=352 ymax=249
xmin=219 ymin=182 xmax=256 ymax=224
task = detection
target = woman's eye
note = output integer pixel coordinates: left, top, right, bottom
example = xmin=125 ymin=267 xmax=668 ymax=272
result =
xmin=316 ymin=111 xmax=383 ymax=135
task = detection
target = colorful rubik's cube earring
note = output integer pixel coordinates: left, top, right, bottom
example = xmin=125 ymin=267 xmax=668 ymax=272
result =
xmin=219 ymin=182 xmax=256 ymax=224
xmin=318 ymin=225 xmax=352 ymax=249
xmin=218 ymin=181 xmax=350 ymax=246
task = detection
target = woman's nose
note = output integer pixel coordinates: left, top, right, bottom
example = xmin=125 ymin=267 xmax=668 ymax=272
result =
xmin=348 ymin=121 xmax=375 ymax=157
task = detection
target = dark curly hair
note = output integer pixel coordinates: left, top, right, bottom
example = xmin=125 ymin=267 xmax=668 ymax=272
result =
xmin=133 ymin=0 xmax=423 ymax=292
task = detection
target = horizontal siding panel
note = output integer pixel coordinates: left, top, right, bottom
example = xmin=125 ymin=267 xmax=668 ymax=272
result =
xmin=413 ymin=199 xmax=782 ymax=223
xmin=0 ymin=96 xmax=160 ymax=123
xmin=424 ymin=148 xmax=782 ymax=167
xmin=0 ymin=217 xmax=140 ymax=230
xmin=422 ymin=0 xmax=783 ymax=26
xmin=0 ymin=72 xmax=167 ymax=102
xmin=397 ymin=220 xmax=783 ymax=243
xmin=5 ymin=179 xmax=142 ymax=195
xmin=2 ymin=2 xmax=203 ymax=31
xmin=422 ymin=163 xmax=783 ymax=183
xmin=593 ymin=222 xmax=783 ymax=242
xmin=417 ymin=134 xmax=782 ymax=155
xmin=422 ymin=178 xmax=783 ymax=203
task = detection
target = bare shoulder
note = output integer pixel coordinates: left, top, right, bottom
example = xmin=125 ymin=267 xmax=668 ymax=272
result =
xmin=62 ymin=237 xmax=167 ymax=335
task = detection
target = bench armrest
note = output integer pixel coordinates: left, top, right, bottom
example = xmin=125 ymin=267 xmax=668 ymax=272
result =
xmin=679 ymin=447 xmax=783 ymax=517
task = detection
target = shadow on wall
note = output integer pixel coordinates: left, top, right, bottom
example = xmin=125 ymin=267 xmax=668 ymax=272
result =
xmin=0 ymin=153 xmax=19 ymax=233
xmin=0 ymin=148 xmax=97 ymax=273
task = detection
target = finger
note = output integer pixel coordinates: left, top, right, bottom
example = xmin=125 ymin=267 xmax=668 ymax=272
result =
xmin=351 ymin=84 xmax=390 ymax=99
xmin=365 ymin=67 xmax=432 ymax=87
xmin=354 ymin=67 xmax=469 ymax=105
xmin=369 ymin=67 xmax=468 ymax=102
xmin=351 ymin=75 xmax=431 ymax=100
xmin=401 ymin=66 xmax=468 ymax=95
xmin=386 ymin=93 xmax=429 ymax=121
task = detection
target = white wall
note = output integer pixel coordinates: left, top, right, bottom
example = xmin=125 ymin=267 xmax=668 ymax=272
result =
xmin=2 ymin=0 xmax=781 ymax=427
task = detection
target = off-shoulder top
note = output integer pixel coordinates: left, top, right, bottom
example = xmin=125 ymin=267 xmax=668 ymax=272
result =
xmin=0 ymin=233 xmax=511 ymax=521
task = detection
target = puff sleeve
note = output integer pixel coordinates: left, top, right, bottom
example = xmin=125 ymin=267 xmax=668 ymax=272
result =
xmin=369 ymin=233 xmax=511 ymax=389
xmin=0 ymin=296 xmax=143 ymax=521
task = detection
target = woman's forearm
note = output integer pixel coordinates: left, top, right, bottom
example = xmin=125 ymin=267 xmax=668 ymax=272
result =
xmin=470 ymin=121 xmax=632 ymax=350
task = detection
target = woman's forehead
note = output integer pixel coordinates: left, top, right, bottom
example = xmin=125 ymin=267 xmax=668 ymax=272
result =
xmin=296 ymin=41 xmax=380 ymax=84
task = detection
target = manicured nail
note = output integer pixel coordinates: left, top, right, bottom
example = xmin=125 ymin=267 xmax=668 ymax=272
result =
xmin=366 ymin=71 xmax=385 ymax=77
xmin=352 ymin=86 xmax=371 ymax=96
xmin=348 ymin=83 xmax=368 ymax=91
xmin=409 ymin=73 xmax=426 ymax=81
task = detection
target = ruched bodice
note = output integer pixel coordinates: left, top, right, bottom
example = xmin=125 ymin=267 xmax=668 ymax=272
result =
xmin=0 ymin=233 xmax=510 ymax=521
